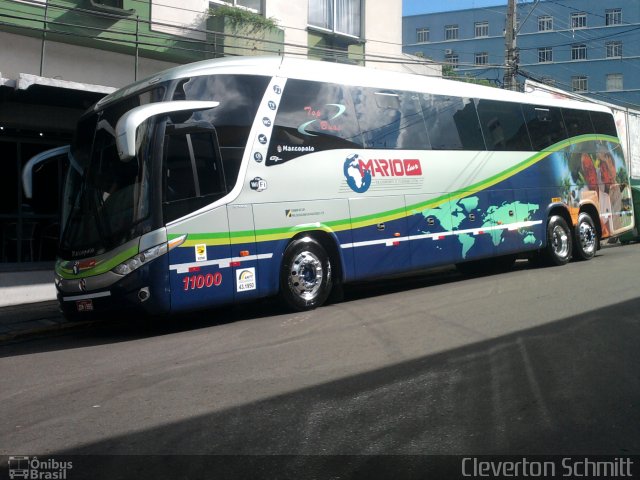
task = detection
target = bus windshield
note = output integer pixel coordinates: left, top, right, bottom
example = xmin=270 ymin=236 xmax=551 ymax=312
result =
xmin=59 ymin=74 xmax=271 ymax=259
xmin=59 ymin=85 xmax=167 ymax=258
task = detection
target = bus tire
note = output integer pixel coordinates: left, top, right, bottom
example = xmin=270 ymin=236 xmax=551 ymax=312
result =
xmin=541 ymin=215 xmax=572 ymax=266
xmin=279 ymin=237 xmax=333 ymax=311
xmin=573 ymin=212 xmax=597 ymax=261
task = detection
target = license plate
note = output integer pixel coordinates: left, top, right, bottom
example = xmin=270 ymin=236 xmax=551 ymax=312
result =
xmin=76 ymin=299 xmax=94 ymax=312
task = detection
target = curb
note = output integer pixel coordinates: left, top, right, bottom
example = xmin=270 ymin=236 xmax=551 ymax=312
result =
xmin=0 ymin=318 xmax=100 ymax=344
xmin=0 ymin=300 xmax=102 ymax=344
xmin=0 ymin=321 xmax=95 ymax=345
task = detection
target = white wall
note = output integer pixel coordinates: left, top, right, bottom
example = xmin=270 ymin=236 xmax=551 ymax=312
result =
xmin=0 ymin=0 xmax=438 ymax=88
xmin=265 ymin=0 xmax=308 ymax=58
xmin=0 ymin=31 xmax=177 ymax=88
xmin=151 ymin=0 xmax=208 ymax=40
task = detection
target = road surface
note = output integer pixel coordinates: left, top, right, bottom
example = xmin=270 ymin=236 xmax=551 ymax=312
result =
xmin=1 ymin=244 xmax=639 ymax=478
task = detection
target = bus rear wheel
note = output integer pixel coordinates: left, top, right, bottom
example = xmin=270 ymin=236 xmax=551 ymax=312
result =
xmin=540 ymin=215 xmax=572 ymax=266
xmin=573 ymin=212 xmax=597 ymax=261
xmin=280 ymin=237 xmax=333 ymax=311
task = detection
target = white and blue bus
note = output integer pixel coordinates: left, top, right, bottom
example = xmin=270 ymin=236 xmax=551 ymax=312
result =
xmin=50 ymin=56 xmax=633 ymax=316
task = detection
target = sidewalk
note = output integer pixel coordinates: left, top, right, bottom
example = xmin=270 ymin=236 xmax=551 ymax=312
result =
xmin=0 ymin=270 xmax=56 ymax=307
xmin=0 ymin=270 xmax=78 ymax=344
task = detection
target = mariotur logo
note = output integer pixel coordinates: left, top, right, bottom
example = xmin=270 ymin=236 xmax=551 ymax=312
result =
xmin=359 ymin=158 xmax=422 ymax=177
xmin=343 ymin=154 xmax=423 ymax=193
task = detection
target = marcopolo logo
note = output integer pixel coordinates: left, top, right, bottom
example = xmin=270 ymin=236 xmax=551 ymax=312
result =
xmin=8 ymin=456 xmax=73 ymax=479
xmin=344 ymin=154 xmax=422 ymax=193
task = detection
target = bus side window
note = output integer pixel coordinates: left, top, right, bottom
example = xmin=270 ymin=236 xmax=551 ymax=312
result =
xmin=590 ymin=111 xmax=618 ymax=137
xmin=475 ymin=99 xmax=533 ymax=151
xmin=561 ymin=108 xmax=595 ymax=138
xmin=165 ymin=134 xmax=196 ymax=201
xmin=266 ymin=79 xmax=361 ymax=166
xmin=353 ymin=88 xmax=431 ymax=150
xmin=163 ymin=130 xmax=226 ymax=223
xmin=521 ymin=105 xmax=567 ymax=150
xmin=421 ymin=94 xmax=485 ymax=151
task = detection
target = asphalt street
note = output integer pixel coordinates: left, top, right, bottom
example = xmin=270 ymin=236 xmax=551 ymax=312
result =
xmin=1 ymin=244 xmax=639 ymax=478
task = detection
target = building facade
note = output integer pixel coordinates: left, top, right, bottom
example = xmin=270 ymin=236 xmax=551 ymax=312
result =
xmin=403 ymin=0 xmax=640 ymax=108
xmin=0 ymin=0 xmax=437 ymax=268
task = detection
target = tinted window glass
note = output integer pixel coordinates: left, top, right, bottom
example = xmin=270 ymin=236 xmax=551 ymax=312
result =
xmin=590 ymin=111 xmax=618 ymax=137
xmin=475 ymin=99 xmax=533 ymax=151
xmin=562 ymin=108 xmax=595 ymax=137
xmin=521 ymin=105 xmax=567 ymax=150
xmin=179 ymin=74 xmax=269 ymax=185
xmin=421 ymin=94 xmax=485 ymax=150
xmin=163 ymin=128 xmax=226 ymax=223
xmin=352 ymin=88 xmax=430 ymax=149
xmin=180 ymin=75 xmax=269 ymax=147
xmin=267 ymin=79 xmax=361 ymax=166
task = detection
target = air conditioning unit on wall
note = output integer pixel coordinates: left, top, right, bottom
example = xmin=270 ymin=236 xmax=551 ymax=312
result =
xmin=445 ymin=49 xmax=453 ymax=55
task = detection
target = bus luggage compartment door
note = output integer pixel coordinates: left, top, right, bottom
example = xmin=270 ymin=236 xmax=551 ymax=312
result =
xmin=348 ymin=196 xmax=409 ymax=279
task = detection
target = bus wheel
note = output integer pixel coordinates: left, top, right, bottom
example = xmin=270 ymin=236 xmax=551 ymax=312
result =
xmin=573 ymin=212 xmax=597 ymax=261
xmin=280 ymin=237 xmax=333 ymax=311
xmin=542 ymin=215 xmax=572 ymax=266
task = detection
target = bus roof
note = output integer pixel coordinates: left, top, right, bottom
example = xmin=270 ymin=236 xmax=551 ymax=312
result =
xmin=96 ymin=55 xmax=611 ymax=114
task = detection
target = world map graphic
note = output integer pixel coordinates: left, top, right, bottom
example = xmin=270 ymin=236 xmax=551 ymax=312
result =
xmin=420 ymin=196 xmax=540 ymax=258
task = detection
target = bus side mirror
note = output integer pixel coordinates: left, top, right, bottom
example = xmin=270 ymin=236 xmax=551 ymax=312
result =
xmin=22 ymin=145 xmax=70 ymax=199
xmin=115 ymin=100 xmax=219 ymax=160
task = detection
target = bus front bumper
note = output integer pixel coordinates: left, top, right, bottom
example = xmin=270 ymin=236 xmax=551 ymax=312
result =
xmin=56 ymin=261 xmax=170 ymax=318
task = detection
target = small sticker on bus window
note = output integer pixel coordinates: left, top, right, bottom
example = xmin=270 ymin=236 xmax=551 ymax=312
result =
xmin=195 ymin=244 xmax=207 ymax=262
xmin=236 ymin=267 xmax=256 ymax=292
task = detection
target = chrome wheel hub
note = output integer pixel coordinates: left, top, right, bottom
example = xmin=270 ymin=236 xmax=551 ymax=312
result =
xmin=288 ymin=251 xmax=323 ymax=301
xmin=552 ymin=225 xmax=570 ymax=258
xmin=578 ymin=221 xmax=596 ymax=255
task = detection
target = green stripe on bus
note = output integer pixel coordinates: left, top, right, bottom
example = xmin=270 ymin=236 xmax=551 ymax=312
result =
xmin=56 ymin=245 xmax=139 ymax=279
xmin=172 ymin=136 xmax=617 ymax=247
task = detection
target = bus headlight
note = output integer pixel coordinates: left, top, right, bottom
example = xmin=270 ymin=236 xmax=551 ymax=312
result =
xmin=111 ymin=234 xmax=186 ymax=276
xmin=112 ymin=244 xmax=168 ymax=276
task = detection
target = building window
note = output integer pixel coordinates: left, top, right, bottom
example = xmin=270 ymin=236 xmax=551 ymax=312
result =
xmin=445 ymin=25 xmax=459 ymax=40
xmin=474 ymin=52 xmax=488 ymax=65
xmin=606 ymin=73 xmax=623 ymax=91
xmin=445 ymin=53 xmax=459 ymax=67
xmin=538 ymin=47 xmax=552 ymax=63
xmin=416 ymin=28 xmax=430 ymax=43
xmin=92 ymin=0 xmax=125 ymax=9
xmin=571 ymin=44 xmax=587 ymax=61
xmin=572 ymin=76 xmax=588 ymax=92
xmin=210 ymin=0 xmax=260 ymax=12
xmin=475 ymin=21 xmax=489 ymax=38
xmin=308 ymin=0 xmax=362 ymax=37
xmin=606 ymin=8 xmax=622 ymax=26
xmin=571 ymin=12 xmax=587 ymax=29
xmin=606 ymin=41 xmax=623 ymax=58
xmin=538 ymin=15 xmax=553 ymax=32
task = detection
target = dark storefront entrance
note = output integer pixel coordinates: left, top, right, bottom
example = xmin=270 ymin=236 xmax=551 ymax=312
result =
xmin=0 ymin=81 xmax=107 ymax=269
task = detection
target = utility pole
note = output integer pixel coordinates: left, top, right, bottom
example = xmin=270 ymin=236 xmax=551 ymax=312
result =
xmin=503 ymin=0 xmax=518 ymax=91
